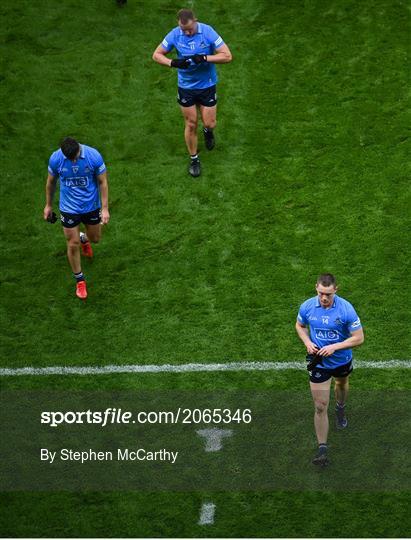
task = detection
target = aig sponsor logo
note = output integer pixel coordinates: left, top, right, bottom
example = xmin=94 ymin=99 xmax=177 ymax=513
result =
xmin=65 ymin=177 xmax=89 ymax=187
xmin=314 ymin=328 xmax=340 ymax=341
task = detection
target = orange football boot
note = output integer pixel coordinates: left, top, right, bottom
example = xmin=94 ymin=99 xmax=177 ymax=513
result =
xmin=76 ymin=280 xmax=88 ymax=300
xmin=81 ymin=241 xmax=93 ymax=258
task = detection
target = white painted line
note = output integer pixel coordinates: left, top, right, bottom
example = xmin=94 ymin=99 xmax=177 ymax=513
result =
xmin=198 ymin=502 xmax=216 ymax=525
xmin=197 ymin=428 xmax=233 ymax=452
xmin=0 ymin=360 xmax=410 ymax=377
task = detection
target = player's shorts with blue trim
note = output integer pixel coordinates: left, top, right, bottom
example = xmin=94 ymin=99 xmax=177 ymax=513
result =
xmin=309 ymin=361 xmax=353 ymax=383
xmin=60 ymin=208 xmax=101 ymax=228
xmin=177 ymin=85 xmax=217 ymax=107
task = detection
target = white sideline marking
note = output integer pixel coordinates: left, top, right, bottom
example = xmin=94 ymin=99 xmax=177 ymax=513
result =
xmin=197 ymin=428 xmax=233 ymax=452
xmin=0 ymin=360 xmax=410 ymax=377
xmin=198 ymin=502 xmax=215 ymax=525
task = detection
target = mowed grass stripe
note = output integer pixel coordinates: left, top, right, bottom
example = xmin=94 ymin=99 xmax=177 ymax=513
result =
xmin=0 ymin=359 xmax=410 ymax=376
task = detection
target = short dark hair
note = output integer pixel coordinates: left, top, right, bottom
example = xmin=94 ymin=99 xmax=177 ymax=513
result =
xmin=61 ymin=137 xmax=80 ymax=160
xmin=177 ymin=8 xmax=196 ymax=24
xmin=317 ymin=273 xmax=337 ymax=288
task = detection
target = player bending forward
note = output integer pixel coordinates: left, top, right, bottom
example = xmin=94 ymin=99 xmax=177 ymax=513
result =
xmin=295 ymin=273 xmax=364 ymax=467
xmin=44 ymin=137 xmax=110 ymax=299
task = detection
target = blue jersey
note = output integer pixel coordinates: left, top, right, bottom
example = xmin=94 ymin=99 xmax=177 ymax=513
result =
xmin=161 ymin=23 xmax=225 ymax=89
xmin=48 ymin=144 xmax=106 ymax=214
xmin=297 ymin=295 xmax=362 ymax=369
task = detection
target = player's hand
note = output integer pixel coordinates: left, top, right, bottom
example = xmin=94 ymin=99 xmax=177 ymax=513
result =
xmin=317 ymin=344 xmax=337 ymax=357
xmin=192 ymin=54 xmax=207 ymax=64
xmin=306 ymin=341 xmax=319 ymax=355
xmin=43 ymin=205 xmax=53 ymax=221
xmin=170 ymin=58 xmax=191 ymax=69
xmin=101 ymin=209 xmax=110 ymax=225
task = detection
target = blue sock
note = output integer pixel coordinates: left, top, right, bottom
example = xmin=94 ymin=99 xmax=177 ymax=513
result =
xmin=74 ymin=272 xmax=85 ymax=283
xmin=318 ymin=443 xmax=328 ymax=454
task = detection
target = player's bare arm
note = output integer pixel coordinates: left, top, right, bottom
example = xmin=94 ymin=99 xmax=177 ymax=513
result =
xmin=97 ymin=172 xmax=110 ymax=224
xmin=317 ymin=328 xmax=364 ymax=357
xmin=295 ymin=321 xmax=319 ymax=355
xmin=44 ymin=173 xmax=57 ymax=220
xmin=152 ymin=45 xmax=173 ymax=67
xmin=152 ymin=45 xmax=191 ymax=69
xmin=205 ymin=44 xmax=232 ymax=64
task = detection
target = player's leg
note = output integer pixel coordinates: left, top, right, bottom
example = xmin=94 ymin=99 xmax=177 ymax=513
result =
xmin=310 ymin=374 xmax=332 ymax=465
xmin=334 ymin=375 xmax=349 ymax=406
xmin=63 ymin=226 xmax=81 ymax=274
xmin=200 ymin=105 xmax=217 ymax=150
xmin=63 ymin=224 xmax=87 ymax=299
xmin=334 ymin=375 xmax=350 ymax=429
xmin=80 ymin=209 xmax=102 ymax=258
xmin=180 ymin=104 xmax=201 ymax=177
xmin=84 ymin=223 xmax=101 ymax=243
xmin=181 ymin=104 xmax=198 ymax=155
xmin=199 ymin=85 xmax=217 ymax=150
xmin=310 ymin=378 xmax=331 ymax=444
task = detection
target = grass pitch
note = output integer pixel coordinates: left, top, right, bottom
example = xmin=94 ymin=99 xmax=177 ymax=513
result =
xmin=0 ymin=0 xmax=410 ymax=537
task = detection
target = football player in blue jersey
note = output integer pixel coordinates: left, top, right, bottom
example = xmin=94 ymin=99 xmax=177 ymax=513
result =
xmin=152 ymin=8 xmax=232 ymax=177
xmin=44 ymin=137 xmax=110 ymax=299
xmin=295 ymin=273 xmax=364 ymax=466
